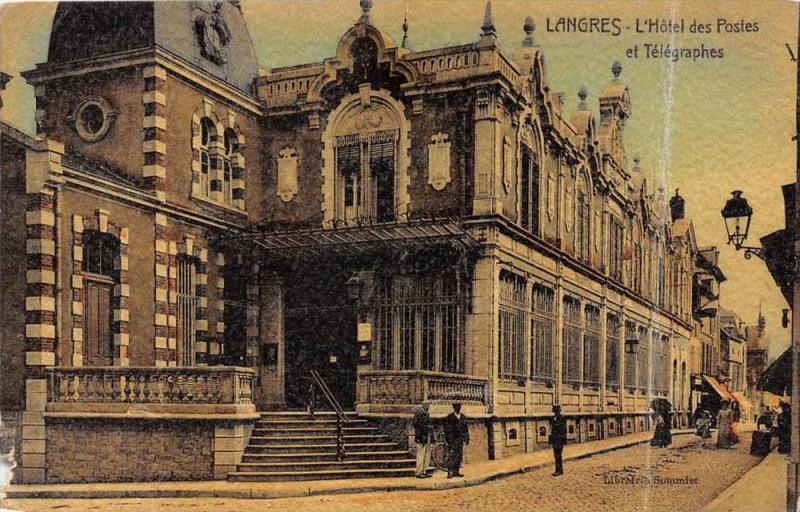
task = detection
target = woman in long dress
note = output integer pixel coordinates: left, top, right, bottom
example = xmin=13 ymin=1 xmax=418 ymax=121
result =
xmin=717 ymin=401 xmax=735 ymax=449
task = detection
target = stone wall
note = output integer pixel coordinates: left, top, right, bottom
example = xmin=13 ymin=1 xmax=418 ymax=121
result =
xmin=46 ymin=418 xmax=214 ymax=483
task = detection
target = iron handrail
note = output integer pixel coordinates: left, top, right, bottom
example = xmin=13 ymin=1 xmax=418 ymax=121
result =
xmin=310 ymin=370 xmax=348 ymax=461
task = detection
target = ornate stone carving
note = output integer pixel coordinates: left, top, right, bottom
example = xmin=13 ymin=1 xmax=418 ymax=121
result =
xmin=427 ymin=132 xmax=451 ymax=191
xmin=195 ymin=5 xmax=231 ymax=65
xmin=277 ymin=147 xmax=298 ymax=203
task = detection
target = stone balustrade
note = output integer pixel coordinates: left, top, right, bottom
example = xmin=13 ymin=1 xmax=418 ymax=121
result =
xmin=46 ymin=366 xmax=255 ymax=408
xmin=359 ymin=370 xmax=488 ymax=406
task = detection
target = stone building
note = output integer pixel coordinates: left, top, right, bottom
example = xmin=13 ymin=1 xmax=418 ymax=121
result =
xmin=1 ymin=0 xmax=720 ymax=484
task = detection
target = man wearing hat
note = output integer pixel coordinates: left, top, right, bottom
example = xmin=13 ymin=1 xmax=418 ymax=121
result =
xmin=443 ymin=402 xmax=469 ymax=478
xmin=549 ymin=404 xmax=567 ymax=476
xmin=412 ymin=400 xmax=434 ymax=478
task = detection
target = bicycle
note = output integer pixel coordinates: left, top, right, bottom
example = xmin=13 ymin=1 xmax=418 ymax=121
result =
xmin=430 ymin=430 xmax=449 ymax=472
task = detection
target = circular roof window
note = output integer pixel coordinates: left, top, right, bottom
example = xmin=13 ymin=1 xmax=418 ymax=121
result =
xmin=71 ymin=97 xmax=116 ymax=143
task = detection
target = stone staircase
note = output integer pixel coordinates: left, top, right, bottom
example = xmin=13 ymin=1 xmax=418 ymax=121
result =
xmin=227 ymin=411 xmax=416 ymax=481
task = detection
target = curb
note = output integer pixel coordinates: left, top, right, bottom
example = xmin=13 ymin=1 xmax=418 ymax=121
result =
xmin=3 ymin=430 xmax=694 ymax=500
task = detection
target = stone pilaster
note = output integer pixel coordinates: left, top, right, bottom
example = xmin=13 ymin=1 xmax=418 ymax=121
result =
xmin=143 ymin=65 xmax=167 ymax=202
xmin=154 ymin=213 xmax=170 ymax=366
xmin=167 ymin=240 xmax=178 ymax=366
xmin=195 ymin=248 xmax=210 ymax=365
xmin=209 ymin=252 xmax=225 ymax=363
xmin=22 ymin=141 xmax=63 ymax=484
xmin=245 ymin=263 xmax=260 ymax=368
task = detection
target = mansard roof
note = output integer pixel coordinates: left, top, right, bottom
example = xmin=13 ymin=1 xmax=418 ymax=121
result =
xmin=46 ymin=1 xmax=259 ymax=93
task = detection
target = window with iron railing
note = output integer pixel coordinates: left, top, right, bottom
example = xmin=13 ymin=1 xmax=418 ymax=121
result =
xmin=606 ymin=314 xmax=621 ymax=388
xmin=177 ymin=256 xmax=198 ymax=367
xmin=562 ymin=297 xmax=582 ymax=386
xmin=499 ymin=271 xmax=527 ymax=380
xmin=637 ymin=327 xmax=649 ymax=392
xmin=373 ymin=272 xmax=463 ymax=373
xmin=624 ymin=321 xmax=637 ymax=391
xmin=583 ymin=305 xmax=601 ymax=386
xmin=530 ymin=284 xmax=555 ymax=383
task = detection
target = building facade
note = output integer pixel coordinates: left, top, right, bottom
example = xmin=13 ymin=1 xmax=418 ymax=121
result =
xmin=1 ymin=0 xmax=723 ymax=484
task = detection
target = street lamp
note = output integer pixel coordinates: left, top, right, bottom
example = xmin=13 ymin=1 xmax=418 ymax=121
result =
xmin=720 ymin=190 xmax=765 ymax=260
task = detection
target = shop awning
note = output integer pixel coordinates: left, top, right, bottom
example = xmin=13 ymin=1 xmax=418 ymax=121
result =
xmin=217 ymin=218 xmax=480 ymax=259
xmin=758 ymin=347 xmax=792 ymax=396
xmin=703 ymin=374 xmax=736 ymax=401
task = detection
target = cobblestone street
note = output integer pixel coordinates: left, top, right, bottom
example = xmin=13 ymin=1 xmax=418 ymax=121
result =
xmin=5 ymin=433 xmax=764 ymax=512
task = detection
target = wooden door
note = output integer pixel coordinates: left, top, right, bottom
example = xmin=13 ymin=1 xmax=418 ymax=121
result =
xmin=84 ymin=279 xmax=113 ymax=366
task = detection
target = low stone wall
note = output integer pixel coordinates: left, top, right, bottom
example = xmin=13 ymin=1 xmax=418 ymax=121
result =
xmin=47 ymin=418 xmax=214 ymax=483
xmin=40 ymin=415 xmax=254 ymax=484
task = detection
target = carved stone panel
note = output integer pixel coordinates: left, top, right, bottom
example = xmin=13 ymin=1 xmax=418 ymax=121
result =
xmin=277 ymin=147 xmax=298 ymax=203
xmin=427 ymin=132 xmax=451 ymax=191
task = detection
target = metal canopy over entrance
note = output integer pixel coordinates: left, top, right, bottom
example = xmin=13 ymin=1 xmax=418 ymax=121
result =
xmin=219 ymin=218 xmax=480 ymax=260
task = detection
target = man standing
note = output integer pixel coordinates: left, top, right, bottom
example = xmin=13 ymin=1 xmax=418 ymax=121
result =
xmin=444 ymin=402 xmax=469 ymax=478
xmin=412 ymin=401 xmax=434 ymax=478
xmin=549 ymin=404 xmax=567 ymax=476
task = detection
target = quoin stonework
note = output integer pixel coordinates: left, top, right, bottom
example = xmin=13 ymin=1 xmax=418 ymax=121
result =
xmin=0 ymin=0 xmax=760 ymax=484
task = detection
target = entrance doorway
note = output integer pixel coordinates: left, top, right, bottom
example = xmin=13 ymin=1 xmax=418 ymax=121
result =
xmin=283 ymin=271 xmax=358 ymax=410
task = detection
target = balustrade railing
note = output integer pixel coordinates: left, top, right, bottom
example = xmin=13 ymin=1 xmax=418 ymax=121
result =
xmin=46 ymin=366 xmax=254 ymax=405
xmin=359 ymin=370 xmax=488 ymax=406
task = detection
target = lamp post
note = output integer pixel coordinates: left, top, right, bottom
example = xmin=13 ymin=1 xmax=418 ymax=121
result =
xmin=720 ymin=188 xmax=799 ymax=510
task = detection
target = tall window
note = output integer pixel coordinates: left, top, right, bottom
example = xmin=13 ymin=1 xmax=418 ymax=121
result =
xmin=199 ymin=117 xmax=214 ymax=198
xmin=637 ymin=327 xmax=649 ymax=392
xmin=82 ymin=231 xmax=118 ymax=367
xmin=606 ymin=314 xmax=620 ymax=388
xmin=223 ymin=256 xmax=248 ymax=366
xmin=608 ymin=217 xmax=624 ymax=281
xmin=583 ymin=305 xmax=601 ymax=386
xmin=624 ymin=322 xmax=637 ymax=390
xmin=499 ymin=272 xmax=527 ymax=380
xmin=222 ymin=129 xmax=236 ymax=205
xmin=520 ymin=146 xmax=540 ymax=234
xmin=335 ymin=131 xmax=397 ymax=223
xmin=177 ymin=256 xmax=198 ymax=366
xmin=562 ymin=297 xmax=582 ymax=385
xmin=651 ymin=331 xmax=661 ymax=394
xmin=373 ymin=272 xmax=463 ymax=373
xmin=530 ymin=284 xmax=555 ymax=383
xmin=575 ymin=186 xmax=590 ymax=262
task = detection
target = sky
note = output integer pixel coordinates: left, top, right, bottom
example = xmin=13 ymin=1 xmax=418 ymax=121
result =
xmin=0 ymin=0 xmax=796 ymax=360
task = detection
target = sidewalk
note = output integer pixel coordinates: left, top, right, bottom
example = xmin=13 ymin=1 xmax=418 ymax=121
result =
xmin=1 ymin=429 xmax=693 ymax=500
xmin=702 ymin=448 xmax=787 ymax=512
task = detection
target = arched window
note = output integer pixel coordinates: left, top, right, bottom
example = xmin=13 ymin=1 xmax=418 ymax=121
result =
xmin=199 ymin=117 xmax=215 ymax=198
xmin=519 ymin=143 xmax=540 ymax=234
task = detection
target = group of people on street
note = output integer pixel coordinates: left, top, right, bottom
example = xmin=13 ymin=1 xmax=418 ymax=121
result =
xmin=413 ymin=401 xmax=568 ymax=478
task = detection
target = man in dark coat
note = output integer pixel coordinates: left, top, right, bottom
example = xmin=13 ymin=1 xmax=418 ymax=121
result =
xmin=549 ymin=404 xmax=567 ymax=476
xmin=412 ymin=401 xmax=434 ymax=478
xmin=443 ymin=402 xmax=469 ymax=478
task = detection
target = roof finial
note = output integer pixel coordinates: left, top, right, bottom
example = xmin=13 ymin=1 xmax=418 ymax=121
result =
xmin=578 ymin=85 xmax=588 ymax=110
xmin=523 ymin=16 xmax=535 ymax=47
xmin=481 ymin=1 xmax=496 ymax=36
xmin=612 ymin=60 xmax=623 ymax=80
xmin=359 ymin=0 xmax=373 ymax=25
xmin=401 ymin=9 xmax=410 ymax=49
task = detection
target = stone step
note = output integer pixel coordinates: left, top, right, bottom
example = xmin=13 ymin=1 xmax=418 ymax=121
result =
xmin=256 ymin=419 xmax=370 ymax=428
xmin=243 ymin=442 xmax=399 ymax=454
xmin=251 ymin=426 xmax=382 ymax=436
xmin=258 ymin=412 xmax=359 ymax=421
xmin=227 ymin=467 xmax=417 ymax=482
xmin=235 ymin=458 xmax=416 ymax=473
xmin=241 ymin=450 xmax=411 ymax=463
xmin=248 ymin=434 xmax=389 ymax=445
